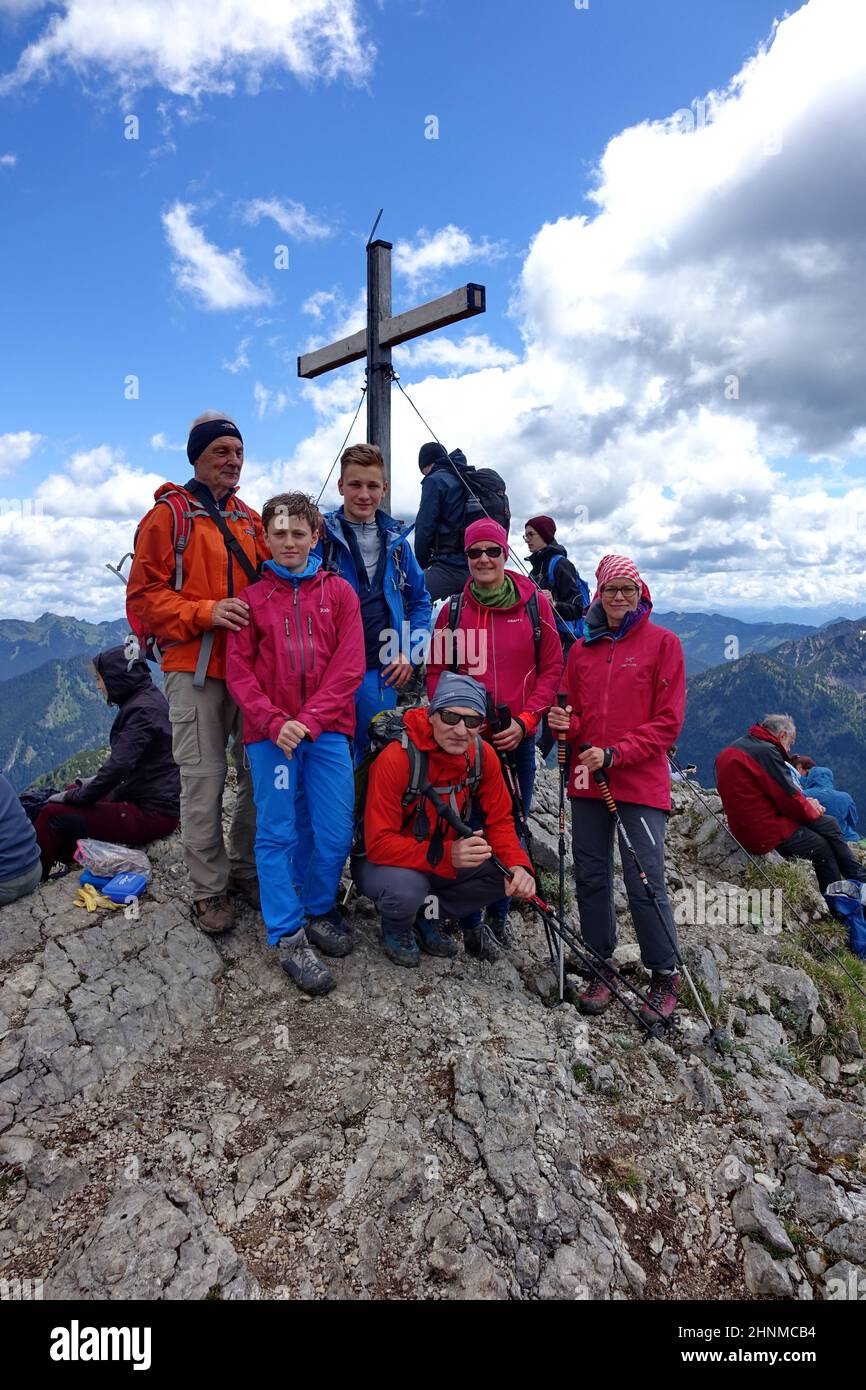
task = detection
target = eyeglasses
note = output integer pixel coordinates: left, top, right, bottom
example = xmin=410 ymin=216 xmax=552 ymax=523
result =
xmin=436 ymin=710 xmax=485 ymax=729
xmin=466 ymin=546 xmax=503 ymax=560
xmin=601 ymin=584 xmax=638 ymax=598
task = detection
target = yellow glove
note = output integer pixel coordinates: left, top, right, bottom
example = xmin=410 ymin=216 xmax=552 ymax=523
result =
xmin=74 ymin=884 xmax=121 ymax=912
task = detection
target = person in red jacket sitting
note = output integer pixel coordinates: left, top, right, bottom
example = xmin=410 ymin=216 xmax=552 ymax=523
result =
xmin=715 ymin=715 xmax=866 ymax=896
xmin=548 ymin=554 xmax=686 ymax=1026
xmin=426 ymin=518 xmax=563 ymax=947
xmin=353 ymin=673 xmax=535 ymax=968
xmin=226 ymin=492 xmax=365 ymax=997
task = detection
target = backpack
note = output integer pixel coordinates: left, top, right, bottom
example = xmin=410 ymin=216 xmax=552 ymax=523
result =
xmin=353 ymin=708 xmax=483 ymax=867
xmin=547 ymin=553 xmax=590 ymax=645
xmin=121 ymin=490 xmax=258 ymax=671
xmin=824 ymin=880 xmax=866 ymax=959
xmin=446 ymin=588 xmax=541 ymax=672
xmin=463 ymin=466 xmax=511 ymax=535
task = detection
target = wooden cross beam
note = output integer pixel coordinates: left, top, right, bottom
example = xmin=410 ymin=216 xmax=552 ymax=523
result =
xmin=297 ymin=237 xmax=486 ymax=490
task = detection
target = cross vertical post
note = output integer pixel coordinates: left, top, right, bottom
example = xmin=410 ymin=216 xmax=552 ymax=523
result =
xmin=367 ymin=239 xmax=393 ymax=487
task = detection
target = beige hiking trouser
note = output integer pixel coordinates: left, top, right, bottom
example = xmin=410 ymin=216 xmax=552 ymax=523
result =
xmin=164 ymin=670 xmax=257 ymax=901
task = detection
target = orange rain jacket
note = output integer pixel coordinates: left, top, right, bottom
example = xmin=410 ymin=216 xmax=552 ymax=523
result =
xmin=126 ymin=482 xmax=269 ymax=682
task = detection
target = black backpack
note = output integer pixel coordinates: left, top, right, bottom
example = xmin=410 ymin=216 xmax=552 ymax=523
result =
xmin=462 ymin=466 xmax=511 ymax=534
xmin=354 ymin=708 xmax=483 ymax=867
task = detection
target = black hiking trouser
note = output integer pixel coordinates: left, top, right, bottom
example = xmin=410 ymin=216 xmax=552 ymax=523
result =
xmin=423 ymin=557 xmax=469 ymax=601
xmin=775 ymin=814 xmax=866 ymax=894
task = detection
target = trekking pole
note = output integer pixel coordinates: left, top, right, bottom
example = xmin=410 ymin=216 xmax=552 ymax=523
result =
xmin=420 ymin=784 xmax=671 ymax=1038
xmin=578 ymin=744 xmax=729 ymax=1049
xmin=556 ymin=693 xmax=568 ymax=1002
xmin=668 ymin=750 xmax=866 ymax=1005
xmin=486 ymin=697 xmax=557 ymax=969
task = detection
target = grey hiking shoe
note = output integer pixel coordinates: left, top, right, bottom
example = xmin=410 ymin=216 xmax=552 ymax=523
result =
xmin=486 ymin=911 xmax=514 ymax=948
xmin=279 ymin=929 xmax=336 ymax=996
xmin=462 ymin=920 xmax=500 ymax=963
xmin=306 ymin=912 xmax=353 ymax=958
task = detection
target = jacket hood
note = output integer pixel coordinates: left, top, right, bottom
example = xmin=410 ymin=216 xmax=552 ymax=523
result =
xmin=803 ymin=766 xmax=835 ymax=791
xmin=430 ymin=448 xmax=468 ymax=476
xmin=94 ymin=645 xmax=153 ymax=705
xmin=326 ymin=506 xmax=408 ymax=540
xmin=262 ymin=554 xmax=322 ymax=583
xmin=584 ymin=591 xmax=653 ymax=642
xmin=527 ymin=542 xmax=567 ymax=572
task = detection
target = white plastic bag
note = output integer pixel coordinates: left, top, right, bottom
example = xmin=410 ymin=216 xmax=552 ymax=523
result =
xmin=74 ymin=839 xmax=152 ymax=881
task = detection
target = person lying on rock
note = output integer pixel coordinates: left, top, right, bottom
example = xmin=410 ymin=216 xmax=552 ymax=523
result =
xmin=32 ymin=647 xmax=180 ymax=878
xmin=226 ymin=492 xmax=365 ymax=998
xmin=352 ymin=672 xmax=536 ymax=968
xmin=548 ymin=554 xmax=686 ymax=1026
xmin=715 ymin=715 xmax=866 ymax=899
xmin=0 ymin=773 xmax=43 ymax=906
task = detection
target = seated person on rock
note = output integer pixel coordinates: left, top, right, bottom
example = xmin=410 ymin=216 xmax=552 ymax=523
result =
xmin=802 ymin=764 xmax=860 ymax=843
xmin=226 ymin=492 xmax=365 ymax=999
xmin=351 ymin=672 xmax=535 ymax=968
xmin=32 ymin=646 xmax=180 ymax=878
xmin=715 ymin=714 xmax=866 ymax=898
xmin=0 ymin=773 xmax=43 ymax=906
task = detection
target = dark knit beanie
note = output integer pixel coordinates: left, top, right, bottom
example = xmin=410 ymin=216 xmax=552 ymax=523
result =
xmin=526 ymin=514 xmax=556 ymax=545
xmin=419 ymin=441 xmax=448 ymax=472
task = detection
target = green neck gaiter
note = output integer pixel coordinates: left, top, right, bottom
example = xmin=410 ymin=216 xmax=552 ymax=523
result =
xmin=470 ymin=575 xmax=519 ymax=608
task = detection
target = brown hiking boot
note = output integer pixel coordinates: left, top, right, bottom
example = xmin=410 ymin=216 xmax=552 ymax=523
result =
xmin=191 ymin=893 xmax=235 ymax=935
xmin=228 ymin=875 xmax=261 ymax=911
xmin=639 ymin=971 xmax=679 ymax=1029
xmin=578 ymin=961 xmax=616 ymax=1015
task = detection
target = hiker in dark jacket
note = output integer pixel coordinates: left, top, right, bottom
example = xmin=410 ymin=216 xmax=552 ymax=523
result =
xmin=414 ymin=443 xmax=474 ymax=600
xmin=524 ymin=515 xmax=586 ymax=627
xmin=525 ymin=514 xmax=588 ymax=758
xmin=0 ymin=774 xmax=42 ymax=906
xmin=32 ymin=647 xmax=180 ymax=877
xmin=715 ymin=715 xmax=866 ymax=894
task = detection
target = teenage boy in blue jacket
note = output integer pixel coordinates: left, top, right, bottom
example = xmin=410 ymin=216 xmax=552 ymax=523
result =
xmin=318 ymin=442 xmax=432 ymax=763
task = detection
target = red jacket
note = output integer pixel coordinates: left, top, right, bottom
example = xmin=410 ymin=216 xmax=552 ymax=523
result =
xmin=226 ymin=561 xmax=365 ymax=744
xmin=561 ymin=598 xmax=685 ymax=810
xmin=426 ymin=572 xmax=564 ymax=733
xmin=126 ymin=482 xmax=269 ymax=681
xmin=364 ymin=707 xmax=532 ymax=880
xmin=715 ymin=724 xmax=821 ymax=854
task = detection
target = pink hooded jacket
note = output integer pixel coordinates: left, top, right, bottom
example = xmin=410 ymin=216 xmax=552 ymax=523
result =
xmin=227 ymin=563 xmax=364 ymax=744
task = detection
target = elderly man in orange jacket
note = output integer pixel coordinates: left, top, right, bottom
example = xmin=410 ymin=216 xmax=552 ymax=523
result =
xmin=127 ymin=412 xmax=269 ymax=935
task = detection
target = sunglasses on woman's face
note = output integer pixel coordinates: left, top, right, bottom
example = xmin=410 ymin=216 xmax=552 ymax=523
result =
xmin=466 ymin=545 xmax=503 ymax=560
xmin=436 ymin=709 xmax=485 ymax=729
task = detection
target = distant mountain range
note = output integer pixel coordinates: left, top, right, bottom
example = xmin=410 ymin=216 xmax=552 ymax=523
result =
xmin=680 ymin=617 xmax=866 ymax=811
xmin=0 ymin=613 xmax=129 ymax=683
xmin=653 ymin=611 xmax=816 ymax=676
xmin=0 ymin=654 xmax=115 ymax=793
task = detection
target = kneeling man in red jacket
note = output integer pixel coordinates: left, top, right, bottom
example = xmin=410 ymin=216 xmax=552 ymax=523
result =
xmin=353 ymin=673 xmax=535 ymax=968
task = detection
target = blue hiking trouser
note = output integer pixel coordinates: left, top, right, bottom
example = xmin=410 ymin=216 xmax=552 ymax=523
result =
xmin=246 ymin=734 xmax=354 ymax=947
xmin=353 ymin=668 xmax=398 ymax=767
xmin=461 ymin=733 xmax=537 ymax=925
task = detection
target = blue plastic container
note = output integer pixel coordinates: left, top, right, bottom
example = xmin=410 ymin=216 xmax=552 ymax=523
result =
xmin=79 ymin=868 xmax=113 ymax=891
xmin=101 ymin=872 xmax=149 ymax=904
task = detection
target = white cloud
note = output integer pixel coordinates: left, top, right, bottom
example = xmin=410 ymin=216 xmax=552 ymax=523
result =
xmin=395 ymin=334 xmax=518 ymax=375
xmin=302 ymin=289 xmax=338 ymax=320
xmin=241 ymin=198 xmax=333 ymax=240
xmin=0 ymin=430 xmax=41 ymax=474
xmin=0 ymin=153 xmax=16 ymax=167
xmin=162 ymin=202 xmax=270 ymax=311
xmin=150 ymin=431 xmax=185 ymax=452
xmin=253 ymin=381 xmax=290 ymax=420
xmin=223 ymin=336 xmax=252 ymax=373
xmin=0 ymin=0 xmax=374 ymax=100
xmin=34 ymin=445 xmax=166 ymax=518
xmin=393 ymin=225 xmax=507 ymax=291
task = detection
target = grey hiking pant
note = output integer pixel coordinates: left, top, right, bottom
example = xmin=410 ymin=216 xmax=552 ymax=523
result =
xmin=571 ymin=798 xmax=679 ymax=973
xmin=164 ymin=671 xmax=257 ymax=901
xmin=352 ymin=856 xmax=507 ymax=929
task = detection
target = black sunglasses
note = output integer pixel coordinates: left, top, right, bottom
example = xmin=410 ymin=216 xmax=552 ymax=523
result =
xmin=436 ymin=710 xmax=485 ymax=729
xmin=466 ymin=545 xmax=503 ymax=560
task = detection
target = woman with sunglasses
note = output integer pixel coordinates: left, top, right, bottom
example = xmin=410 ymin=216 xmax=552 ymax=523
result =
xmin=427 ymin=518 xmax=564 ymax=950
xmin=548 ymin=554 xmax=686 ymax=1026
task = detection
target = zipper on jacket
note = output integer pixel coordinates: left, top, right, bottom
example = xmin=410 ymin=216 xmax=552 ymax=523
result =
xmin=284 ymin=616 xmax=296 ymax=672
xmin=294 ymin=586 xmax=307 ymax=702
xmin=307 ymin=614 xmax=315 ymax=670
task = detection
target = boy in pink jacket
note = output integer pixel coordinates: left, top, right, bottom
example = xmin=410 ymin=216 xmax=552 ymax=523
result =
xmin=227 ymin=492 xmax=364 ymax=996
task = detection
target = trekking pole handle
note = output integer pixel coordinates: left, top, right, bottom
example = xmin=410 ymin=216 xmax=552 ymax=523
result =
xmin=556 ymin=693 xmax=568 ymax=763
xmin=577 ymin=741 xmax=609 ymax=787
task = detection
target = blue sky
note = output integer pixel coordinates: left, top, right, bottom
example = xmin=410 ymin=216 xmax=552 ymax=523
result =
xmin=1 ymin=0 xmax=865 ymax=621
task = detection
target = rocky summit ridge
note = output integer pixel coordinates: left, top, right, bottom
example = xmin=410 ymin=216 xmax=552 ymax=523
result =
xmin=1 ymin=765 xmax=864 ymax=1302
